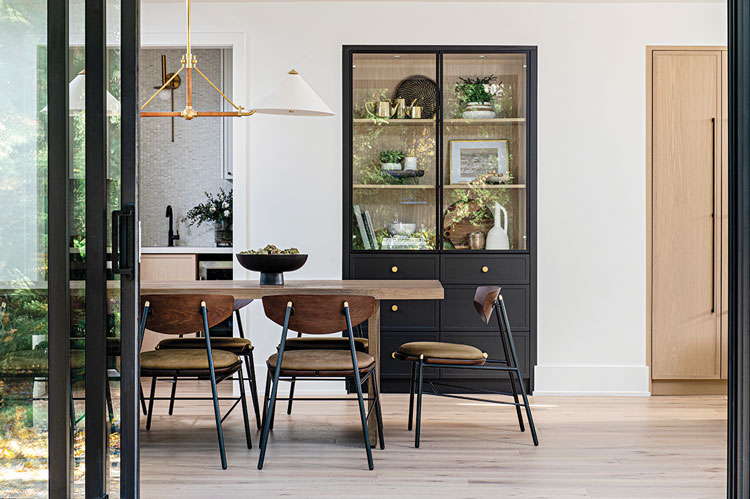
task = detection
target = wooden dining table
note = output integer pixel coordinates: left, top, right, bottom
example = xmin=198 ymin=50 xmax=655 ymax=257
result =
xmin=140 ymin=279 xmax=445 ymax=445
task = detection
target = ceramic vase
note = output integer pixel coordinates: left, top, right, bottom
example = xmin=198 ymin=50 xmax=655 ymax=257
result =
xmin=485 ymin=202 xmax=510 ymax=250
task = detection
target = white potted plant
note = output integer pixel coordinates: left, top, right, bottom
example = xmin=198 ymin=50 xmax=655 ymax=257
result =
xmin=379 ymin=149 xmax=405 ymax=171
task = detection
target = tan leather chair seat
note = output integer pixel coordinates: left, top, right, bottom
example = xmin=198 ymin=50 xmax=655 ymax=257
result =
xmin=157 ymin=337 xmax=252 ymax=354
xmin=141 ymin=348 xmax=239 ymax=371
xmin=267 ymin=349 xmax=375 ymax=373
xmin=283 ymin=336 xmax=368 ymax=352
xmin=396 ymin=341 xmax=486 ymax=365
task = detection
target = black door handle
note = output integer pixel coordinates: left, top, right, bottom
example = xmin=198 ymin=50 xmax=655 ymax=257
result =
xmin=112 ymin=203 xmax=135 ymax=278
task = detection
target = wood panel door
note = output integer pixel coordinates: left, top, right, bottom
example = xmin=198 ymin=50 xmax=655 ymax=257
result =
xmin=651 ymin=50 xmax=722 ymax=379
xmin=721 ymin=49 xmax=729 ymax=379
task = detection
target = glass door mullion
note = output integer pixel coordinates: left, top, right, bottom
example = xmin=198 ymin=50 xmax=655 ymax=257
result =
xmin=119 ymin=0 xmax=140 ymax=495
xmin=84 ymin=0 xmax=110 ymax=494
xmin=48 ymin=0 xmax=72 ymax=495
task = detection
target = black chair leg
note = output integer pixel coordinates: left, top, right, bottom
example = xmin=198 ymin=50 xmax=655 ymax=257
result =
xmin=139 ymin=382 xmax=148 ymax=416
xmin=246 ymin=353 xmax=262 ymax=429
xmin=371 ymin=372 xmax=385 ymax=450
xmin=287 ymin=377 xmax=296 ymax=415
xmin=415 ymin=359 xmax=424 ymax=448
xmin=237 ymin=368 xmax=252 ymax=449
xmin=146 ymin=376 xmax=157 ymax=430
xmin=498 ymin=326 xmax=525 ymax=432
xmin=407 ymin=361 xmax=416 ymax=431
xmin=259 ymin=306 xmax=290 ymax=470
xmin=168 ymin=376 xmax=178 ymax=416
xmin=262 ymin=370 xmax=271 ymax=429
xmin=106 ymin=376 xmax=114 ymax=427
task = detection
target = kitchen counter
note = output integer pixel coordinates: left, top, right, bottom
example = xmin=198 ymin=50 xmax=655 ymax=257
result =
xmin=141 ymin=246 xmax=234 ymax=254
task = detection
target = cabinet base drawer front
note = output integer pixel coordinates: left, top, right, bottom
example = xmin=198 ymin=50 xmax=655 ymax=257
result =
xmin=381 ymin=299 xmax=439 ymax=330
xmin=380 ymin=332 xmax=439 ymax=377
xmin=441 ymin=285 xmax=529 ymax=331
xmin=441 ymin=254 xmax=529 ymax=285
xmin=439 ymin=332 xmax=530 ymax=378
xmin=350 ymin=254 xmax=438 ymax=280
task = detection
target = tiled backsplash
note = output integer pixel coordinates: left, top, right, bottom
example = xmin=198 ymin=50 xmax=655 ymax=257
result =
xmin=139 ymin=48 xmax=232 ymax=247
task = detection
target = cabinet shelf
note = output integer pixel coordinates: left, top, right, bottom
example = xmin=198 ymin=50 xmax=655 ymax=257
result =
xmin=352 ymin=117 xmax=525 ymax=126
xmin=353 ymin=184 xmax=526 ymax=189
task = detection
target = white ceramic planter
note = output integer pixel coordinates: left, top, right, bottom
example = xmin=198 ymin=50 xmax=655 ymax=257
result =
xmin=462 ymin=102 xmax=496 ymax=119
xmin=403 ymin=157 xmax=418 ymax=170
xmin=381 ymin=162 xmax=402 ymax=171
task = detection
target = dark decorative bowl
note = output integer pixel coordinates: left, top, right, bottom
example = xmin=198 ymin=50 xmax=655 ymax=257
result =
xmin=236 ymin=253 xmax=308 ymax=285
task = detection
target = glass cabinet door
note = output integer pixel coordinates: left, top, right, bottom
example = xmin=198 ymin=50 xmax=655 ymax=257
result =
xmin=441 ymin=52 xmax=528 ymax=250
xmin=351 ymin=53 xmax=437 ymax=251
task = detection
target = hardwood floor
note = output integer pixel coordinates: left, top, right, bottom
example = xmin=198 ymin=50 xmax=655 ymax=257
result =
xmin=140 ymin=381 xmax=726 ymax=498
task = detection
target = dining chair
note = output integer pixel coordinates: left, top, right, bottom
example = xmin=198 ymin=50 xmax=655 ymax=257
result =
xmin=139 ymin=294 xmax=252 ymax=469
xmin=258 ymin=294 xmax=384 ymax=470
xmin=153 ymin=299 xmax=262 ymax=428
xmin=393 ymin=286 xmax=538 ymax=448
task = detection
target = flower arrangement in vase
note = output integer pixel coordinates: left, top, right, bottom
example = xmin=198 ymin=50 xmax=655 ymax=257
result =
xmin=186 ymin=188 xmax=233 ymax=247
xmin=455 ymin=75 xmax=501 ymax=119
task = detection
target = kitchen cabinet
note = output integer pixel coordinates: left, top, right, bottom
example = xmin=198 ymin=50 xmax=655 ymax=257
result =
xmin=342 ymin=46 xmax=537 ymax=392
xmin=648 ymin=47 xmax=728 ymax=394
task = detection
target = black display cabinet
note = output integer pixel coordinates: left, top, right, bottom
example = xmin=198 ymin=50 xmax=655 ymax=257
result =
xmin=342 ymin=45 xmax=537 ymax=392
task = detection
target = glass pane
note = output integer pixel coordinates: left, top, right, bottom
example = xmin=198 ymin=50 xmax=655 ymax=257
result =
xmin=0 ymin=1 xmax=49 ymax=496
xmin=69 ymin=0 xmax=123 ymax=493
xmin=351 ymin=53 xmax=437 ymax=251
xmin=442 ymin=53 xmax=527 ymax=250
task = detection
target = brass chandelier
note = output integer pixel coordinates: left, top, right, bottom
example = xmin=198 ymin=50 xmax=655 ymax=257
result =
xmin=140 ymin=0 xmax=333 ymax=120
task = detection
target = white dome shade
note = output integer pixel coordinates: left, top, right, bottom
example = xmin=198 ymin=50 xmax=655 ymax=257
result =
xmin=250 ymin=70 xmax=334 ymax=116
xmin=41 ymin=71 xmax=120 ymax=116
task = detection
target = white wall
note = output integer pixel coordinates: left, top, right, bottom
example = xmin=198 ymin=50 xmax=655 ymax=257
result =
xmin=140 ymin=0 xmax=727 ymax=395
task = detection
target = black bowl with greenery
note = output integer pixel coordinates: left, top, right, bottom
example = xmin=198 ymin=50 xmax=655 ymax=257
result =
xmin=236 ymin=246 xmax=307 ymax=285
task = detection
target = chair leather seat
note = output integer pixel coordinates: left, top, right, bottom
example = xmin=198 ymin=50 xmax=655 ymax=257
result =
xmin=141 ymin=348 xmax=239 ymax=371
xmin=267 ymin=349 xmax=375 ymax=373
xmin=396 ymin=341 xmax=486 ymax=364
xmin=157 ymin=337 xmax=252 ymax=354
xmin=0 ymin=349 xmax=85 ymax=375
xmin=283 ymin=336 xmax=368 ymax=352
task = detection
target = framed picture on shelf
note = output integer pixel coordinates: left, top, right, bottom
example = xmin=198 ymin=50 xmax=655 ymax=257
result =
xmin=449 ymin=139 xmax=508 ymax=184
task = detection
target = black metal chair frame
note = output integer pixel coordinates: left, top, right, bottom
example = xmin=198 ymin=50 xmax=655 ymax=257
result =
xmin=149 ymin=309 xmax=263 ymax=430
xmin=139 ymin=299 xmax=252 ymax=470
xmin=395 ymin=295 xmax=538 ymax=448
xmin=258 ymin=300 xmax=384 ymax=471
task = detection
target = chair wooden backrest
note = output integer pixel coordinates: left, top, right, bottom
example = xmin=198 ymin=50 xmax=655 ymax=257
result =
xmin=140 ymin=294 xmax=234 ymax=334
xmin=262 ymin=295 xmax=375 ymax=334
xmin=473 ymin=286 xmax=502 ymax=325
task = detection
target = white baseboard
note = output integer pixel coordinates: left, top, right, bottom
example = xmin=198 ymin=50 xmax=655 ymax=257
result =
xmin=533 ymin=365 xmax=650 ymax=396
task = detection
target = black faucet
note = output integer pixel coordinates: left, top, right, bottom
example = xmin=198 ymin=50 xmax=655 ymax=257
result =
xmin=166 ymin=205 xmax=180 ymax=247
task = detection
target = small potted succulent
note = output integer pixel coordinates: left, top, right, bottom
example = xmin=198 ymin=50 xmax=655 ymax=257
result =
xmin=186 ymin=188 xmax=233 ymax=247
xmin=455 ymin=75 xmax=500 ymax=119
xmin=379 ymin=149 xmax=405 ymax=171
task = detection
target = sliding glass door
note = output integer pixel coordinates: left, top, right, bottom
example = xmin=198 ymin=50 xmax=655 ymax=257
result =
xmin=0 ymin=0 xmax=138 ymax=496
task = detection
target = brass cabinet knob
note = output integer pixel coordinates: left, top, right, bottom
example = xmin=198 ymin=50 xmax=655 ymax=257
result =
xmin=481 ymin=266 xmax=489 ymax=273
xmin=391 ymin=305 xmax=398 ymax=312
xmin=391 ymin=266 xmax=398 ymax=273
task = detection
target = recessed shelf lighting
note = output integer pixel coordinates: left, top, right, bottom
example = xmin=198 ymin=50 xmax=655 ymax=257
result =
xmin=477 ymin=55 xmax=486 ymax=59
xmin=392 ymin=55 xmax=401 ymax=59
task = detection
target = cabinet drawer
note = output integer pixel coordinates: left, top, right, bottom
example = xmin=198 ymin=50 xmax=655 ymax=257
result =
xmin=350 ymin=254 xmax=438 ymax=280
xmin=441 ymin=285 xmax=529 ymax=331
xmin=380 ymin=332 xmax=439 ymax=378
xmin=439 ymin=331 xmax=530 ymax=378
xmin=441 ymin=254 xmax=529 ymax=285
xmin=381 ymin=299 xmax=438 ymax=330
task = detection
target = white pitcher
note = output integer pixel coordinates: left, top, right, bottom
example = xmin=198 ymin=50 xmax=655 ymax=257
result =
xmin=485 ymin=202 xmax=509 ymax=250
